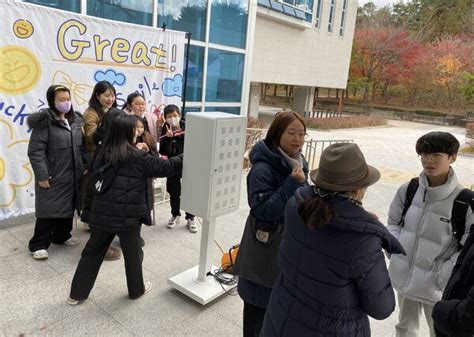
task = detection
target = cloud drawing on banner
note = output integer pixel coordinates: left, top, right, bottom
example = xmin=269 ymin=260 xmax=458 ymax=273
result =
xmin=52 ymin=71 xmax=93 ymax=106
xmin=162 ymin=74 xmax=183 ymax=97
xmin=0 ymin=119 xmax=33 ymax=208
xmin=94 ymin=69 xmax=126 ymax=86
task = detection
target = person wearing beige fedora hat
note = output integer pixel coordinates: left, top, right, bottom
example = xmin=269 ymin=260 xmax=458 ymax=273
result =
xmin=386 ymin=132 xmax=472 ymax=337
xmin=233 ymin=111 xmax=309 ymax=337
xmin=259 ymin=142 xmax=406 ymax=337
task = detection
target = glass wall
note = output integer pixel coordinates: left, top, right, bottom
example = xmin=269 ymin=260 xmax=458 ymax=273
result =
xmin=24 ymin=0 xmax=80 ymax=12
xmin=204 ymin=107 xmax=240 ymax=115
xmin=87 ymin=0 xmax=153 ymax=26
xmin=206 ymin=48 xmax=244 ymax=103
xmin=184 ymin=45 xmax=205 ymax=102
xmin=209 ymin=0 xmax=248 ymax=49
xmin=157 ymin=0 xmax=207 ymax=41
xmin=22 ymin=0 xmax=249 ymax=115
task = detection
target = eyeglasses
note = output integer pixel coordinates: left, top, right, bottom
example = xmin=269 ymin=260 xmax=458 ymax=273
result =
xmin=419 ymin=153 xmax=447 ymax=162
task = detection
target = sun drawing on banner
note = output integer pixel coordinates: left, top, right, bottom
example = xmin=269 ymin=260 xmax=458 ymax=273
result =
xmin=0 ymin=45 xmax=41 ymax=95
xmin=0 ymin=119 xmax=33 ymax=208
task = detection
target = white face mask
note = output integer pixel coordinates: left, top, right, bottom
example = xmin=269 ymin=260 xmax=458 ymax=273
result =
xmin=166 ymin=117 xmax=180 ymax=126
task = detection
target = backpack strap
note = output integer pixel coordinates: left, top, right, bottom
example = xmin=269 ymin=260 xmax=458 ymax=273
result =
xmin=398 ymin=178 xmax=420 ymax=227
xmin=451 ymin=188 xmax=474 ymax=247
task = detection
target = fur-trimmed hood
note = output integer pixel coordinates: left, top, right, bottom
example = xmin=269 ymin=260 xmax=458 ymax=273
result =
xmin=27 ymin=109 xmax=82 ymax=130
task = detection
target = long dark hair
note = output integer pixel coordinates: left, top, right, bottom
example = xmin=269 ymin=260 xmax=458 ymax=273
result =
xmin=265 ymin=111 xmax=306 ymax=152
xmin=95 ymin=114 xmax=138 ymax=167
xmin=297 ymin=188 xmax=338 ymax=229
xmin=134 ymin=116 xmax=157 ymax=154
xmin=89 ymin=81 xmax=117 ymax=119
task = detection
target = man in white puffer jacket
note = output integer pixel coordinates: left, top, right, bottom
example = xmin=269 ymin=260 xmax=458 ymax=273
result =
xmin=387 ymin=132 xmax=473 ymax=337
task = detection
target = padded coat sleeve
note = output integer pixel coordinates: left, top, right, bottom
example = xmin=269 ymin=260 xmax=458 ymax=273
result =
xmin=387 ymin=182 xmax=409 ymax=240
xmin=247 ymin=163 xmax=305 ymax=222
xmin=351 ymin=237 xmax=396 ymax=320
xmin=27 ymin=126 xmax=50 ymax=181
xmin=432 ymin=285 xmax=474 ymax=336
xmin=142 ymin=153 xmax=182 ymax=178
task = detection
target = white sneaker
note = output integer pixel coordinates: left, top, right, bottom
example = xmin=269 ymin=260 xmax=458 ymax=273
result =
xmin=63 ymin=237 xmax=80 ymax=246
xmin=144 ymin=281 xmax=152 ymax=295
xmin=186 ymin=219 xmax=198 ymax=233
xmin=67 ymin=297 xmax=80 ymax=306
xmin=167 ymin=215 xmax=180 ymax=229
xmin=32 ymin=249 xmax=48 ymax=260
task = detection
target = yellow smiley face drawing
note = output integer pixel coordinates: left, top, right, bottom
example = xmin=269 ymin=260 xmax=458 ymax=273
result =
xmin=13 ymin=19 xmax=34 ymax=39
xmin=0 ymin=45 xmax=41 ymax=95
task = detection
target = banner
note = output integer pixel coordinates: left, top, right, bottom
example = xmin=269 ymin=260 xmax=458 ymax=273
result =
xmin=0 ymin=0 xmax=186 ymax=220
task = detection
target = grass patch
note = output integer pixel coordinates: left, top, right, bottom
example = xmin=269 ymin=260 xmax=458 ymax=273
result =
xmin=304 ymin=116 xmax=387 ymax=130
xmin=460 ymin=145 xmax=474 ymax=154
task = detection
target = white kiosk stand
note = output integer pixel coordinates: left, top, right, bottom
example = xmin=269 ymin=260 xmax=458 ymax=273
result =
xmin=168 ymin=112 xmax=247 ymax=305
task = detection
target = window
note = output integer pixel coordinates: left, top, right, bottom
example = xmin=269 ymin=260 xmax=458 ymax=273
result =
xmin=206 ymin=48 xmax=244 ymax=103
xmin=314 ymin=0 xmax=323 ymax=28
xmin=87 ymin=0 xmax=153 ymax=26
xmin=184 ymin=45 xmax=204 ymax=102
xmin=157 ymin=0 xmax=207 ymax=42
xmin=23 ymin=0 xmax=80 ymax=12
xmin=258 ymin=0 xmax=313 ymax=23
xmin=339 ymin=0 xmax=347 ymax=36
xmin=204 ymin=107 xmax=240 ymax=115
xmin=328 ymin=0 xmax=336 ymax=33
xmin=210 ymin=0 xmax=249 ymax=49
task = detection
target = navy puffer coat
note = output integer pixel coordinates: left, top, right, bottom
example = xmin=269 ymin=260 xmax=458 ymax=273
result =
xmin=237 ymin=140 xmax=308 ymax=308
xmin=260 ymin=185 xmax=405 ymax=337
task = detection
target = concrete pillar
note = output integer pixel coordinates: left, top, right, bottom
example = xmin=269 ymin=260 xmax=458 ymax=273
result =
xmin=292 ymin=86 xmax=315 ymax=114
xmin=247 ymin=82 xmax=261 ymax=119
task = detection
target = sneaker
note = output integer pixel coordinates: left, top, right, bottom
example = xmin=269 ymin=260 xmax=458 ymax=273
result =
xmin=186 ymin=218 xmax=198 ymax=233
xmin=167 ymin=215 xmax=180 ymax=229
xmin=63 ymin=237 xmax=80 ymax=246
xmin=67 ymin=297 xmax=80 ymax=306
xmin=144 ymin=281 xmax=152 ymax=295
xmin=32 ymin=249 xmax=48 ymax=260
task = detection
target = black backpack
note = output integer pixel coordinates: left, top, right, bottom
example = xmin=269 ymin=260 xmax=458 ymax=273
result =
xmin=398 ymin=177 xmax=474 ymax=247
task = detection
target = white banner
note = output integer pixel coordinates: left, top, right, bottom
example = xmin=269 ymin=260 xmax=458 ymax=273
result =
xmin=0 ymin=0 xmax=186 ymax=221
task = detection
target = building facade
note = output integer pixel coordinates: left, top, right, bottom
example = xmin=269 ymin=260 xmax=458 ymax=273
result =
xmin=22 ymin=0 xmax=357 ymax=117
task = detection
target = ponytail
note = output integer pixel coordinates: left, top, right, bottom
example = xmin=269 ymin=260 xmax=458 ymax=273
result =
xmin=297 ymin=196 xmax=335 ymax=229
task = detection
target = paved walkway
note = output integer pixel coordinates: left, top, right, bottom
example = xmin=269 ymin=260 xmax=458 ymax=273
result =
xmin=0 ymin=120 xmax=472 ymax=336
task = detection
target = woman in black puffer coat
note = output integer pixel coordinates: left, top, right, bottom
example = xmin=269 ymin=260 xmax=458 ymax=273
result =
xmin=27 ymin=85 xmax=90 ymax=260
xmin=68 ymin=114 xmax=182 ymax=304
xmin=260 ymin=143 xmax=405 ymax=337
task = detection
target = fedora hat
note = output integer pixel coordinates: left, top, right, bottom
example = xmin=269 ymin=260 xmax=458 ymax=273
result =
xmin=310 ymin=143 xmax=380 ymax=192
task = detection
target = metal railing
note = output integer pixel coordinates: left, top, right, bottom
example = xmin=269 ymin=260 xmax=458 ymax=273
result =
xmin=303 ymin=139 xmax=353 ymax=169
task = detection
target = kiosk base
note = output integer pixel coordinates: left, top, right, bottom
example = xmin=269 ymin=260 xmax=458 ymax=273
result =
xmin=168 ymin=265 xmax=237 ymax=305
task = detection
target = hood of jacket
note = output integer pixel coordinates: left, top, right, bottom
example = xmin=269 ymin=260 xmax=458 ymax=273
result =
xmin=295 ymin=185 xmax=406 ymax=255
xmin=249 ymin=140 xmax=308 ymax=175
xmin=27 ymin=108 xmax=81 ymax=130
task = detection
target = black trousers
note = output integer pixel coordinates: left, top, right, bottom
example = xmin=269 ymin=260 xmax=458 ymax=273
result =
xmin=166 ymin=175 xmax=194 ymax=219
xmin=29 ymin=218 xmax=73 ymax=252
xmin=243 ymin=302 xmax=267 ymax=337
xmin=70 ymin=227 xmax=144 ymax=300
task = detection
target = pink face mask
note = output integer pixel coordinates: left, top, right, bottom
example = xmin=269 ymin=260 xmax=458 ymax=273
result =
xmin=55 ymin=101 xmax=72 ymax=113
